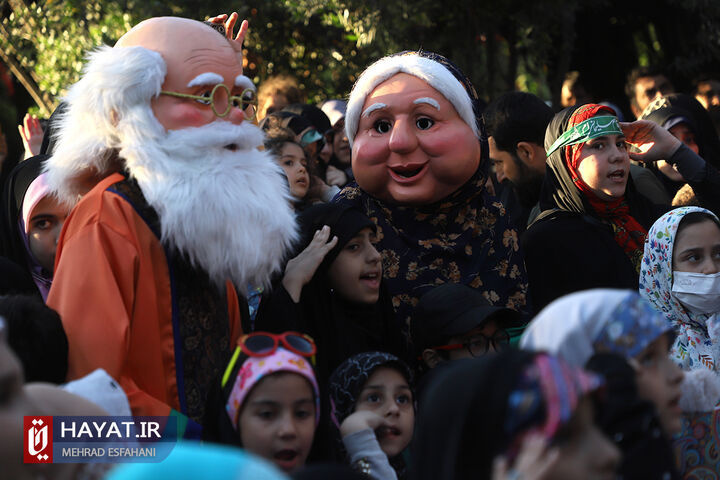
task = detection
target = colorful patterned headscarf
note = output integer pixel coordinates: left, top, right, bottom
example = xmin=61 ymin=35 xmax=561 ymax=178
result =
xmin=410 ymin=350 xmax=601 ymax=480
xmin=503 ymin=353 xmax=603 ymax=459
xmin=639 ymin=206 xmax=720 ymax=373
xmin=520 ymin=289 xmax=674 ymax=366
xmin=564 ymin=104 xmax=647 ymax=271
xmin=225 ymin=347 xmax=321 ymax=430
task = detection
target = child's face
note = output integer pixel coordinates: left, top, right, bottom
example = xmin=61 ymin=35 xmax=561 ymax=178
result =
xmin=672 ymin=219 xmax=720 ymax=275
xmin=444 ymin=321 xmax=505 ymax=360
xmin=27 ymin=195 xmax=70 ymax=272
xmin=354 ymin=367 xmax=414 ymax=458
xmin=238 ymin=372 xmax=316 ymax=473
xmin=327 ymin=227 xmax=382 ymax=304
xmin=277 ymin=142 xmax=309 ymax=200
xmin=544 ymin=397 xmax=620 ymax=480
xmin=632 ymin=334 xmax=684 ymax=434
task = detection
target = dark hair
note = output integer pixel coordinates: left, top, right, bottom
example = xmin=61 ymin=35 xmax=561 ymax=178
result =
xmin=283 ymin=103 xmax=332 ymax=136
xmin=676 ymin=211 xmax=720 ymax=238
xmin=483 ymin=92 xmax=553 ymax=153
xmin=625 ymin=66 xmax=669 ymax=108
xmin=0 ymin=294 xmax=68 ymax=383
xmin=692 ymin=74 xmax=720 ymax=95
xmin=262 ymin=122 xmax=302 ymax=158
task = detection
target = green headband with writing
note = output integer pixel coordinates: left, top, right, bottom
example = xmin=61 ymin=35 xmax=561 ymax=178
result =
xmin=546 ymin=115 xmax=623 ymax=157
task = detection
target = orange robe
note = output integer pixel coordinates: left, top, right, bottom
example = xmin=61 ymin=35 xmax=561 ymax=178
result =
xmin=48 ymin=173 xmax=241 ymax=425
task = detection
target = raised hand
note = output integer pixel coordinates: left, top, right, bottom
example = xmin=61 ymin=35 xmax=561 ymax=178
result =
xmin=206 ymin=12 xmax=249 ymax=66
xmin=340 ymin=410 xmax=388 ymax=438
xmin=207 ymin=12 xmax=248 ymax=45
xmin=282 ymin=225 xmax=338 ymax=302
xmin=621 ymin=119 xmax=682 ymax=163
xmin=18 ymin=113 xmax=44 ymax=159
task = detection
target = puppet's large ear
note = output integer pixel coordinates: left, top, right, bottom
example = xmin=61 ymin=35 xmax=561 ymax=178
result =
xmin=44 ymin=45 xmax=166 ymax=205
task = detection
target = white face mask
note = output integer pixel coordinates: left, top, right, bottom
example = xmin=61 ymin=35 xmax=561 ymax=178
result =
xmin=672 ymin=271 xmax=720 ymax=315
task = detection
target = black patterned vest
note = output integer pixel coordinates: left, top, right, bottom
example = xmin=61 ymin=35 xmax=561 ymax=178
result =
xmin=108 ymin=175 xmax=232 ymax=423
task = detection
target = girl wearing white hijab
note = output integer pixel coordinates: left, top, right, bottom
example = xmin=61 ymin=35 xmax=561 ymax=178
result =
xmin=639 ymin=206 xmax=720 ymax=409
xmin=520 ymin=289 xmax=684 ymax=480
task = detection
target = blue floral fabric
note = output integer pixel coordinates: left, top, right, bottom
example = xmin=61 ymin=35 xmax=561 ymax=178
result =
xmin=639 ymin=206 xmax=720 ymax=372
xmin=521 ymin=289 xmax=672 ymax=367
xmin=594 ymin=292 xmax=674 ymax=359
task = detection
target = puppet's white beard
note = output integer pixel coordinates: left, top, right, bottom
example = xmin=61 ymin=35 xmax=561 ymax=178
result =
xmin=119 ymin=119 xmax=297 ymax=292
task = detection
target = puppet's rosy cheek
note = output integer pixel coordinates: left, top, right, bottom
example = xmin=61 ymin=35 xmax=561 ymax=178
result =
xmin=152 ymin=100 xmax=212 ymax=131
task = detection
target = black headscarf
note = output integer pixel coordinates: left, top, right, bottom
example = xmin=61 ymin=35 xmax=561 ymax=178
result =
xmin=537 ymin=106 xmax=659 ymax=230
xmin=410 ymin=352 xmax=529 ymax=480
xmin=328 ymin=351 xmax=414 ymax=478
xmin=328 ymin=351 xmax=413 ymax=428
xmin=292 ymin=203 xmax=406 ymax=386
xmin=0 ymin=154 xmax=49 ymax=297
xmin=585 ymin=353 xmax=680 ymax=480
xmin=410 ymin=350 xmax=602 ymax=480
xmin=641 ymin=93 xmax=720 ymax=199
xmin=642 ymin=93 xmax=720 ymax=169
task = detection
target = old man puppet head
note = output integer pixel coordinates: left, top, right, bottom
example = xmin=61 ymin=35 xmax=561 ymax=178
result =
xmin=44 ymin=17 xmax=297 ymax=290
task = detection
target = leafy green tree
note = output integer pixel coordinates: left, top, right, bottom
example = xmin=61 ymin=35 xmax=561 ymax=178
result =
xmin=1 ymin=0 xmax=720 ymax=118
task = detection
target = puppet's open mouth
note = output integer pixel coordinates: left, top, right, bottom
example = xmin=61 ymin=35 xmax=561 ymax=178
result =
xmin=224 ymin=143 xmax=239 ymax=151
xmin=395 ymin=168 xmax=422 ymax=178
xmin=389 ymin=163 xmax=427 ymax=181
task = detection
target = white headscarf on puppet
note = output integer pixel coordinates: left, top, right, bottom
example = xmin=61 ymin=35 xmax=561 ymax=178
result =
xmin=43 ymin=17 xmax=297 ymax=292
xmin=344 ymin=53 xmax=481 ymax=147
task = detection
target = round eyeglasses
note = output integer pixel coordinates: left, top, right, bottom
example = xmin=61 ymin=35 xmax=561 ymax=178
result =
xmin=160 ymin=83 xmax=258 ymax=120
xmin=432 ymin=330 xmax=510 ymax=357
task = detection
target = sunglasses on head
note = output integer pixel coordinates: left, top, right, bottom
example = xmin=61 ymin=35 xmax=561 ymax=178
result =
xmin=221 ymin=332 xmax=317 ymax=388
xmin=240 ymin=331 xmax=317 ymax=357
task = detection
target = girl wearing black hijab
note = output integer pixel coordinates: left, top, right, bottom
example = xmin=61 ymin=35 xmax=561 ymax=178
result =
xmin=257 ymin=202 xmax=405 ymax=385
xmin=641 ymin=93 xmax=720 ymax=212
xmin=522 ymin=104 xmax=720 ymax=311
xmin=255 ymin=203 xmax=406 ymax=463
xmin=0 ymin=154 xmax=68 ymax=298
xmin=0 ymin=103 xmax=69 ymax=297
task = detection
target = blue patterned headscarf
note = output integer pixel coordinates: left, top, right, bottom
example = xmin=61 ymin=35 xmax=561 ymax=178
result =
xmin=520 ymin=289 xmax=674 ymax=366
xmin=504 ymin=353 xmax=603 ymax=460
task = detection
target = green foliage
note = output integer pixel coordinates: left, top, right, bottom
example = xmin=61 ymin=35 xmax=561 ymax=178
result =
xmin=2 ymin=0 xmax=720 ymax=114
xmin=3 ymin=2 xmax=134 ymax=100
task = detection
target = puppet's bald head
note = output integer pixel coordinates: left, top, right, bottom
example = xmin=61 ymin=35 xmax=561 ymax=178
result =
xmin=116 ymin=16 xmax=247 ymax=131
xmin=116 ymin=17 xmax=239 ymax=71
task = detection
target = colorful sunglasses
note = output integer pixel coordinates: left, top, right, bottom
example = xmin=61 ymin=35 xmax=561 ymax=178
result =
xmin=221 ymin=332 xmax=317 ymax=388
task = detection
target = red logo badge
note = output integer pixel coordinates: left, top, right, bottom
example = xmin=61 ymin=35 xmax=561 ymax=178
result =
xmin=24 ymin=416 xmax=53 ymax=463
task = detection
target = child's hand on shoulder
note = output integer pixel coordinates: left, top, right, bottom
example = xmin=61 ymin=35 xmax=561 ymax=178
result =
xmin=339 ymin=410 xmax=387 ymax=439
